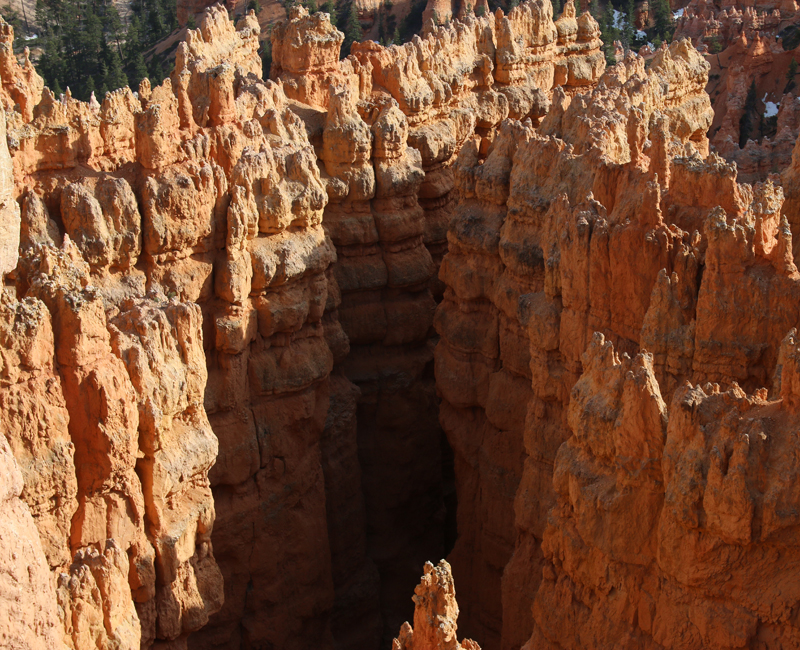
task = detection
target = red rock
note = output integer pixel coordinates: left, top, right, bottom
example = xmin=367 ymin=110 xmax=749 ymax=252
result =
xmin=392 ymin=559 xmax=481 ymax=650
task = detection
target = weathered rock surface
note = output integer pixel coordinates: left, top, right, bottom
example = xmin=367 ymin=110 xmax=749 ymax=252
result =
xmin=0 ymin=435 xmax=66 ymax=650
xmin=431 ymin=18 xmax=800 ymax=647
xmin=8 ymin=0 xmax=800 ymax=649
xmin=392 ymin=560 xmax=480 ymax=650
xmin=666 ymin=0 xmax=800 ymax=187
xmin=1 ymin=6 xmax=331 ymax=650
xmin=267 ymin=3 xmax=605 ymax=641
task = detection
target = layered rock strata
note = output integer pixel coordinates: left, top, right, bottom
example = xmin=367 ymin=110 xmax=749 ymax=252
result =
xmin=701 ymin=31 xmax=800 ymax=182
xmin=10 ymin=1 xmax=800 ymax=650
xmin=0 ymin=6 xmax=340 ymax=650
xmin=436 ymin=38 xmax=724 ymax=648
xmin=666 ymin=0 xmax=800 ymax=186
xmin=434 ymin=24 xmax=800 ymax=648
xmin=674 ymin=0 xmax=798 ymax=51
xmin=268 ymin=3 xmax=605 ymax=641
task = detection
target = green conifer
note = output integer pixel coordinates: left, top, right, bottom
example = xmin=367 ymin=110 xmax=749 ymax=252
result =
xmin=322 ymin=0 xmax=337 ymax=22
xmin=653 ymin=0 xmax=673 ymax=42
xmin=340 ymin=3 xmax=361 ymax=59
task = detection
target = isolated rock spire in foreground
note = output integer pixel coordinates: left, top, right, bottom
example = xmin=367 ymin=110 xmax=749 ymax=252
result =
xmin=393 ymin=560 xmax=480 ymax=650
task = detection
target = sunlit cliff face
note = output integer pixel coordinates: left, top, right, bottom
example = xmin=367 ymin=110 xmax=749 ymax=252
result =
xmin=4 ymin=1 xmax=800 ymax=649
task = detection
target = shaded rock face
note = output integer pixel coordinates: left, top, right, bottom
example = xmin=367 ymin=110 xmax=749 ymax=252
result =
xmin=267 ymin=4 xmax=605 ymax=643
xmin=1 ymin=1 xmax=602 ymax=647
xmin=436 ymin=29 xmax=800 ymax=649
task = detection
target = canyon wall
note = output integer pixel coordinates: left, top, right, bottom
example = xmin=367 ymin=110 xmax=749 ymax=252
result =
xmin=1 ymin=7 xmax=336 ymax=649
xmin=269 ymin=2 xmax=605 ymax=643
xmin=0 ymin=1 xmax=606 ymax=648
xmin=670 ymin=0 xmax=800 ymax=184
xmin=436 ymin=26 xmax=800 ymax=647
xmin=6 ymin=0 xmax=800 ymax=649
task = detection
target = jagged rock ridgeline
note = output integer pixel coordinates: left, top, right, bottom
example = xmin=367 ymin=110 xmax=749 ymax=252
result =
xmin=0 ymin=0 xmax=605 ymax=648
xmin=436 ymin=28 xmax=800 ymax=649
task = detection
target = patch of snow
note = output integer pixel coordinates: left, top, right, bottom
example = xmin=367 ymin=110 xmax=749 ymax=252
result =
xmin=612 ymin=9 xmax=624 ymax=29
xmin=764 ymin=101 xmax=779 ymax=118
xmin=673 ymin=7 xmax=684 ymax=18
xmin=636 ymin=29 xmax=647 ymax=38
xmin=648 ymin=42 xmax=655 ymax=50
xmin=23 ymin=34 xmax=37 ymax=40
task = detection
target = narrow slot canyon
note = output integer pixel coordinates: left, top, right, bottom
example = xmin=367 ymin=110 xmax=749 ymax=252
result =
xmin=4 ymin=0 xmax=800 ymax=649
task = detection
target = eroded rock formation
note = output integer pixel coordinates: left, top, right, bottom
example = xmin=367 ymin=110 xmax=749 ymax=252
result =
xmin=268 ymin=2 xmax=606 ymax=643
xmin=1 ymin=6 xmax=331 ymax=649
xmin=392 ymin=560 xmax=479 ymax=650
xmin=6 ymin=0 xmax=800 ymax=649
xmin=435 ymin=24 xmax=800 ymax=649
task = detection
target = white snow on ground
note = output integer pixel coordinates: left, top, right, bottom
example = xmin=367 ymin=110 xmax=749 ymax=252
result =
xmin=764 ymin=101 xmax=780 ymax=118
xmin=613 ymin=9 xmax=624 ymax=28
xmin=636 ymin=29 xmax=647 ymax=38
xmin=673 ymin=7 xmax=684 ymax=18
xmin=23 ymin=34 xmax=37 ymax=40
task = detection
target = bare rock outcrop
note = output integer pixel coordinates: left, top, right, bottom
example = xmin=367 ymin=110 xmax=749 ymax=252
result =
xmin=0 ymin=7 xmax=335 ymax=649
xmin=265 ymin=4 xmax=606 ymax=640
xmin=529 ymin=332 xmax=800 ymax=649
xmin=434 ymin=30 xmax=800 ymax=648
xmin=0 ymin=435 xmax=66 ymax=650
xmin=393 ymin=560 xmax=480 ymax=650
xmin=13 ymin=1 xmax=800 ymax=649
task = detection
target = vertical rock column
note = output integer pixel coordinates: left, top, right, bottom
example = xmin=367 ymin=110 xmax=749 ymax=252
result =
xmin=196 ymin=76 xmax=339 ymax=649
xmin=434 ymin=123 xmax=534 ymax=649
xmin=321 ymin=85 xmax=445 ymax=643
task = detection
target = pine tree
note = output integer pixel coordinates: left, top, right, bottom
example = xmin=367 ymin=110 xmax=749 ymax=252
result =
xmin=104 ymin=47 xmax=129 ymax=93
xmin=125 ymin=15 xmax=143 ymax=61
xmin=33 ymin=0 xmax=177 ymax=101
xmin=85 ymin=75 xmax=96 ymax=99
xmin=130 ymin=52 xmax=149 ymax=88
xmin=653 ymin=0 xmax=673 ymax=42
xmin=149 ymin=57 xmax=164 ymax=85
xmin=739 ymin=79 xmax=758 ymax=148
xmin=148 ymin=6 xmax=165 ymax=40
xmin=623 ymin=0 xmax=634 ymax=47
xmin=340 ymin=3 xmax=361 ymax=59
xmin=786 ymin=58 xmax=798 ymax=93
xmin=600 ymin=1 xmax=618 ymax=63
xmin=260 ymin=35 xmax=272 ymax=75
xmin=322 ymin=0 xmax=337 ymax=22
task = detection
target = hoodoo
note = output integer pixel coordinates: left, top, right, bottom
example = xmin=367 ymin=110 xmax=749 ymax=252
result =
xmin=2 ymin=0 xmax=800 ymax=649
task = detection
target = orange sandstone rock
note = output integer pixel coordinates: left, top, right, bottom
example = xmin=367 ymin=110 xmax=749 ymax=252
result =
xmin=393 ymin=560 xmax=480 ymax=650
